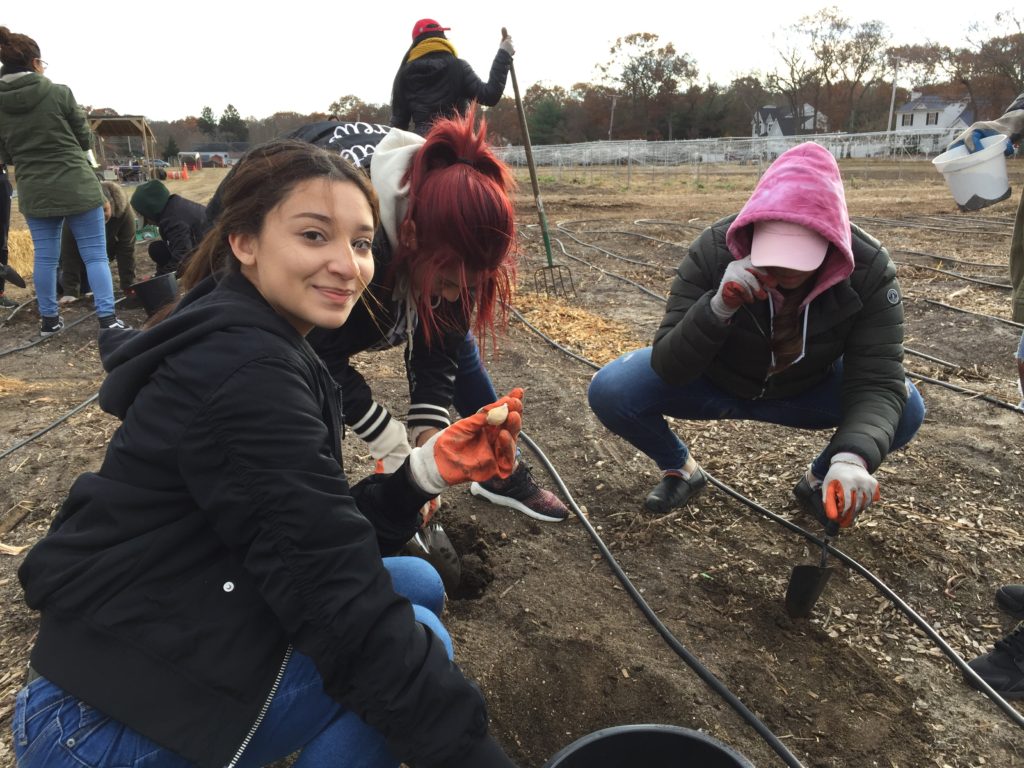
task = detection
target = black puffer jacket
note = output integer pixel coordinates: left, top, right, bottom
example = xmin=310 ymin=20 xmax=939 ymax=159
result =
xmin=18 ymin=272 xmax=511 ymax=768
xmin=154 ymin=194 xmax=209 ymax=268
xmin=391 ymin=48 xmax=511 ymax=135
xmin=651 ymin=143 xmax=909 ymax=472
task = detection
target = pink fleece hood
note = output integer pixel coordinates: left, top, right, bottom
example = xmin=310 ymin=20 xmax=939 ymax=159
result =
xmin=726 ymin=142 xmax=853 ymax=305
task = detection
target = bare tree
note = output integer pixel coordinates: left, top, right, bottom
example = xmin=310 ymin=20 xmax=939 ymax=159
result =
xmin=599 ymin=32 xmax=698 ymax=138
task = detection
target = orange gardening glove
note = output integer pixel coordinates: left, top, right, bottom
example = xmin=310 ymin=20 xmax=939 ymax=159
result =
xmin=822 ymin=453 xmax=881 ymax=529
xmin=407 ymin=389 xmax=524 ymax=494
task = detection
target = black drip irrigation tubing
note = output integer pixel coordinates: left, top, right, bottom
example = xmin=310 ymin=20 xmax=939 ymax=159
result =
xmin=556 ymin=220 xmax=688 ymax=251
xmin=1 ymin=298 xmax=35 ymax=326
xmin=548 ymin=236 xmax=668 ymax=303
xmin=894 ymin=261 xmax=1012 ymax=290
xmin=0 ymin=296 xmax=128 ymax=359
xmin=633 ymin=218 xmax=708 ymax=232
xmin=909 ymin=371 xmax=1024 ymax=414
xmin=0 ymin=392 xmax=99 ymax=462
xmin=520 ymin=432 xmax=805 ymax=768
xmin=854 ymin=216 xmax=1012 ymax=236
xmin=904 ymin=347 xmax=964 ymax=370
xmin=894 ymin=248 xmax=1005 ymax=270
xmin=509 ymin=305 xmax=1024 ymax=730
xmin=0 ymin=309 xmax=100 ymax=358
xmin=919 ymin=298 xmax=1024 ymax=329
xmin=548 ymin=227 xmax=675 ymax=274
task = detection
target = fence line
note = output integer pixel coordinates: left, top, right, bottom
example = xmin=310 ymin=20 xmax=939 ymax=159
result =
xmin=493 ymin=129 xmax=957 ymax=170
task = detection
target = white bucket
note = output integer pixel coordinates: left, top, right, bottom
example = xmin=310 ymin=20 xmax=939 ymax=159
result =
xmin=932 ymin=133 xmax=1012 ymax=211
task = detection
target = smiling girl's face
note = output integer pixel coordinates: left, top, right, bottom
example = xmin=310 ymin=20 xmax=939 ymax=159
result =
xmin=230 ymin=178 xmax=375 ymax=335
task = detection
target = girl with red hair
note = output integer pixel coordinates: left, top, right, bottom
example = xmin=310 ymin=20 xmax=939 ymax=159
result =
xmin=304 ymin=111 xmax=570 ymax=544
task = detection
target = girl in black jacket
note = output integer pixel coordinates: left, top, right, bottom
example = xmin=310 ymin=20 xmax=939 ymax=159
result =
xmin=16 ymin=140 xmax=523 ymax=768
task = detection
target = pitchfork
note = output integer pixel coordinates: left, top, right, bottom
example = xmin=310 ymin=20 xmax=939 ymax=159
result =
xmin=503 ymin=27 xmax=576 ymax=299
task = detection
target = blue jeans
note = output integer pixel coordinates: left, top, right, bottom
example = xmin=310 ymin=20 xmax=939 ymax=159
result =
xmin=13 ymin=557 xmax=449 ymax=768
xmin=26 ymin=207 xmax=115 ymax=318
xmin=588 ymin=347 xmax=925 ymax=479
xmin=453 ymin=331 xmax=498 ymax=418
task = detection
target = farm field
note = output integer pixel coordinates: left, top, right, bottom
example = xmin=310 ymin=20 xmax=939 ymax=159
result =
xmin=1 ymin=160 xmax=1022 ymax=767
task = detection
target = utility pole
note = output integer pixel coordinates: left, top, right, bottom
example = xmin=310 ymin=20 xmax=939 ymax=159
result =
xmin=608 ymin=95 xmax=618 ymax=141
xmin=887 ymin=58 xmax=899 ymax=156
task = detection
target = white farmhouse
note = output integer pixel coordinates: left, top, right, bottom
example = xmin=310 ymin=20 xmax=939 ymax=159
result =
xmin=752 ymin=104 xmax=829 ymax=137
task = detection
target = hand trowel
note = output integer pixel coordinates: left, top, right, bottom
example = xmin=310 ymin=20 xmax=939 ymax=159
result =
xmin=784 ymin=525 xmax=837 ymax=619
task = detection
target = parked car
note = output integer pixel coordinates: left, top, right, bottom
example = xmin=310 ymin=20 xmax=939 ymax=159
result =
xmin=146 ymin=159 xmax=170 ymax=168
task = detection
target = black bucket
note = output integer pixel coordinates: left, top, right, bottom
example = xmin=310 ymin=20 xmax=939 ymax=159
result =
xmin=128 ymin=272 xmax=178 ymax=316
xmin=543 ymin=724 xmax=754 ymax=768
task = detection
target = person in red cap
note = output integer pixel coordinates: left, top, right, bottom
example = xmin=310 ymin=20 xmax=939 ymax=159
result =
xmin=390 ymin=18 xmax=514 ymax=135
xmin=588 ymin=141 xmax=925 ymax=531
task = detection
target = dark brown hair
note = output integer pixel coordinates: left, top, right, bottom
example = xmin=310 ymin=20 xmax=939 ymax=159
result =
xmin=0 ymin=27 xmax=41 ymax=75
xmin=180 ymin=139 xmax=379 ymax=290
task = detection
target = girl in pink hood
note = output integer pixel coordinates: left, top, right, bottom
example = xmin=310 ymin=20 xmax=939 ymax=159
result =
xmin=589 ymin=142 xmax=924 ymax=532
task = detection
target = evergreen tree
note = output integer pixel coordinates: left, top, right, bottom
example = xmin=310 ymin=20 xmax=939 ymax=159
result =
xmin=198 ymin=106 xmax=218 ymax=138
xmin=218 ymin=104 xmax=250 ymax=143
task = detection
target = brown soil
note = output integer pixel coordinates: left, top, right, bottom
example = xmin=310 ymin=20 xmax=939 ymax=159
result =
xmin=1 ymin=162 xmax=1023 ymax=767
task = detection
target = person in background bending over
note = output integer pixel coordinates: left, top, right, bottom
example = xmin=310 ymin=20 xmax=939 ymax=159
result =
xmin=588 ymin=142 xmax=925 ymax=534
xmin=948 ymin=94 xmax=1024 ymax=700
xmin=59 ymin=180 xmax=136 ymax=303
xmin=129 ymin=179 xmax=208 ymax=276
xmin=390 ymin=18 xmax=514 ymax=136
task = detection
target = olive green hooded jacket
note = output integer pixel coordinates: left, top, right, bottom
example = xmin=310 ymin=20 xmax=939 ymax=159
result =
xmin=0 ymin=73 xmax=103 ymax=217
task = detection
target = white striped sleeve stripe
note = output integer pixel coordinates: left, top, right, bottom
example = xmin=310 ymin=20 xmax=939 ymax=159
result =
xmin=407 ymin=403 xmax=451 ymax=429
xmin=351 ymin=402 xmax=391 ymax=441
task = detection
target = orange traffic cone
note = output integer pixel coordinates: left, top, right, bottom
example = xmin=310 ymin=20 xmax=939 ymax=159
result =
xmin=182 ymin=164 xmax=189 ymax=181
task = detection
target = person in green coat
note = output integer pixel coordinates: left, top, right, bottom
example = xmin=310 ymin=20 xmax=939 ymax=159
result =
xmin=0 ymin=26 xmax=126 ymax=334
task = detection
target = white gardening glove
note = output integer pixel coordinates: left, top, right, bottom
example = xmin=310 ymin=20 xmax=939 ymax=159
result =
xmin=949 ymin=110 xmax=1024 ymax=152
xmin=499 ymin=35 xmax=515 ymax=56
xmin=821 ymin=452 xmax=879 ymax=529
xmin=367 ymin=416 xmax=412 ymax=475
xmin=709 ymin=255 xmax=772 ymax=322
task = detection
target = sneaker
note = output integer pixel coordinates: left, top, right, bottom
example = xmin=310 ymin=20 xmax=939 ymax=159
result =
xmin=793 ymin=474 xmax=840 ymax=536
xmin=965 ymin=623 xmax=1024 ymax=699
xmin=58 ymin=294 xmax=78 ymax=305
xmin=644 ymin=468 xmax=707 ymax=514
xmin=470 ymin=461 xmax=569 ymax=522
xmin=98 ymin=315 xmax=131 ymax=330
xmin=40 ymin=315 xmax=64 ymax=336
xmin=996 ymin=585 xmax=1024 ymax=619
xmin=0 ymin=293 xmax=17 ymax=309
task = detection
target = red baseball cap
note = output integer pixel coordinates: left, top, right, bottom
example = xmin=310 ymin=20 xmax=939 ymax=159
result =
xmin=411 ymin=19 xmax=450 ymax=39
xmin=750 ymin=221 xmax=829 ymax=272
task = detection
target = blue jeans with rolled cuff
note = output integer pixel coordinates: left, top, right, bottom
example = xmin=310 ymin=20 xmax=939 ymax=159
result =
xmin=13 ymin=556 xmax=449 ymax=768
xmin=588 ymin=346 xmax=925 ymax=480
xmin=26 ymin=207 xmax=115 ymax=318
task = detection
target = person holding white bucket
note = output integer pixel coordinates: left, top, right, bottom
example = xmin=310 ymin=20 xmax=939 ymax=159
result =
xmin=949 ymin=93 xmax=1024 ymax=326
xmin=948 ymin=95 xmax=1024 ymax=700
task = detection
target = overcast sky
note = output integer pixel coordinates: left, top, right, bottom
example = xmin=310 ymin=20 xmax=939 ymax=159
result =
xmin=3 ymin=1 xmax=1007 ymax=122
